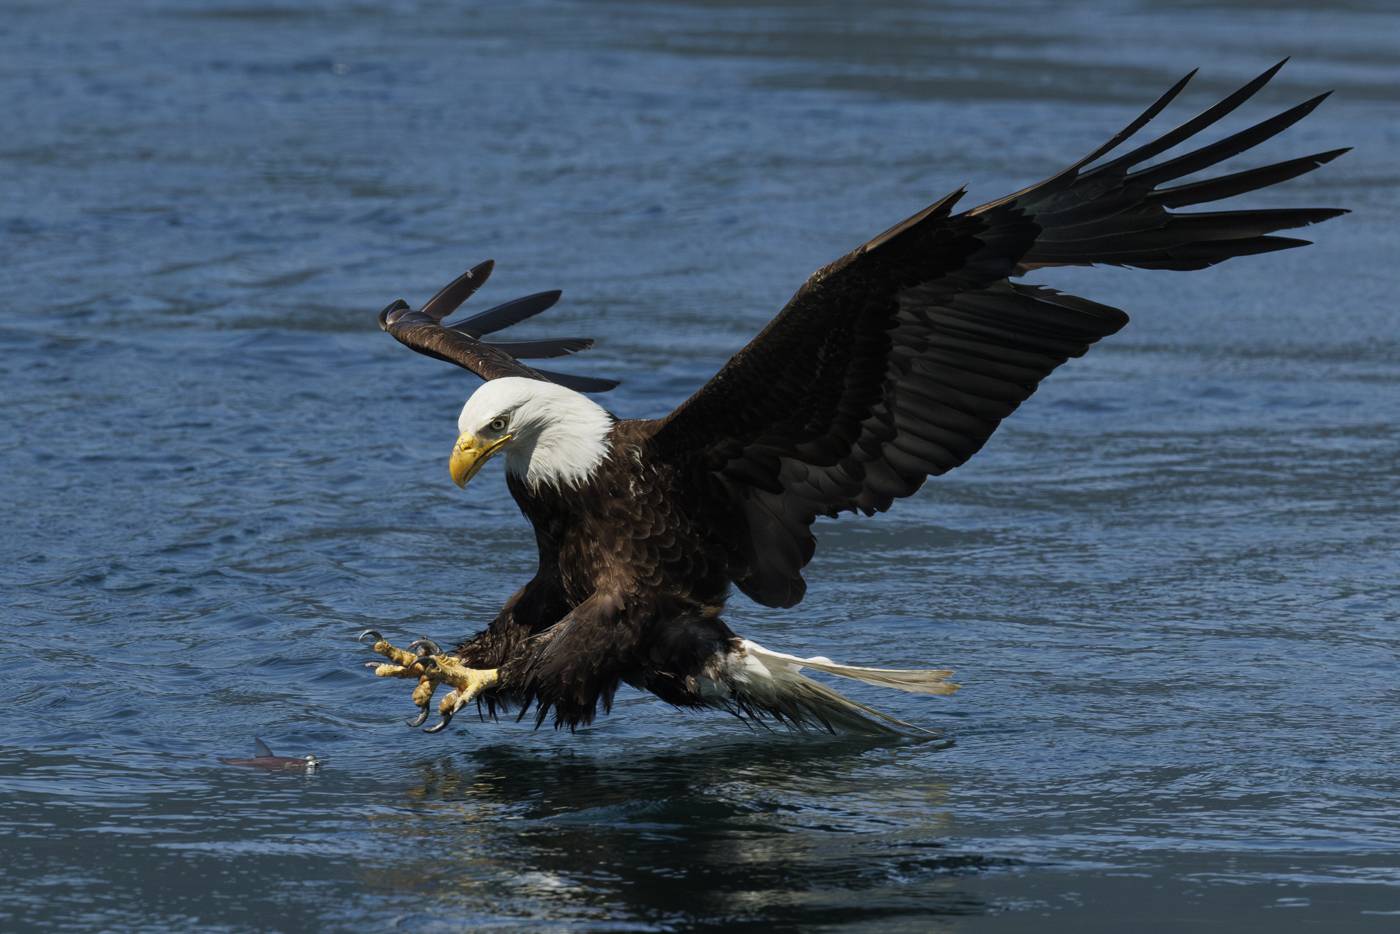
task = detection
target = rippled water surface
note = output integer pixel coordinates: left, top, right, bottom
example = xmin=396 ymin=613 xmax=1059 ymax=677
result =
xmin=3 ymin=0 xmax=1398 ymax=930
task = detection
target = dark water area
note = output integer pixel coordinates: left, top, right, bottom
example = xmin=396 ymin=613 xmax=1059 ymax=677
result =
xmin=3 ymin=0 xmax=1398 ymax=930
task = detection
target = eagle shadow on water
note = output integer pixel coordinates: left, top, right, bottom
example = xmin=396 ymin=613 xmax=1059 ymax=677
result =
xmin=358 ymin=61 xmax=1345 ymax=737
xmin=369 ymin=738 xmax=997 ymax=928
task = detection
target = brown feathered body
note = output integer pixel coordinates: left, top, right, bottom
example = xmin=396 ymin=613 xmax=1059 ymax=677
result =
xmin=453 ymin=420 xmax=748 ymax=727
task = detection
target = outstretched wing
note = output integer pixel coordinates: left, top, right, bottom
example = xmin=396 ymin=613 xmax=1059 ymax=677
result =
xmin=379 ymin=259 xmax=619 ymax=393
xmin=652 ymin=61 xmax=1347 ymax=608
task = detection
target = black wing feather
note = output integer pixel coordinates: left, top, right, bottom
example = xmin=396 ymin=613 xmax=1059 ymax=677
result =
xmin=1150 ymin=147 xmax=1350 ymax=208
xmin=653 ymin=63 xmax=1345 ymax=608
xmin=379 ymin=261 xmax=618 ymax=392
xmin=450 ymin=291 xmax=565 ymax=337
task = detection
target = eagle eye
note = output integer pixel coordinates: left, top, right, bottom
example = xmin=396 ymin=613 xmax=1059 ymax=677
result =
xmin=488 ymin=417 xmax=508 ymax=433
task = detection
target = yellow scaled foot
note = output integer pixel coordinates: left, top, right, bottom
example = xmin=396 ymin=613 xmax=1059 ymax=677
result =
xmin=358 ymin=630 xmax=437 ymax=726
xmin=357 ymin=630 xmax=498 ymax=733
xmin=417 ymin=656 xmax=499 ymax=734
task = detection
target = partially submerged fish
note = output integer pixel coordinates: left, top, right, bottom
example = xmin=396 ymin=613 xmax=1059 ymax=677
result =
xmin=219 ymin=738 xmax=322 ymax=771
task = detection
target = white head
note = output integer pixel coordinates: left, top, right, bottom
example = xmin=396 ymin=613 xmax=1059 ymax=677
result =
xmin=450 ymin=377 xmax=613 ymax=492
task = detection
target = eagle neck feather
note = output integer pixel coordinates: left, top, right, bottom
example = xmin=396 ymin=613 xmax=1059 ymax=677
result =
xmin=505 ymin=391 xmax=614 ymax=493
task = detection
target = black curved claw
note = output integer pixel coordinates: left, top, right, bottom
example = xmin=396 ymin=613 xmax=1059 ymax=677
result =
xmin=357 ymin=629 xmax=384 ymax=644
xmin=415 ymin=656 xmax=440 ymax=671
xmin=410 ymin=638 xmax=443 ymax=657
xmin=406 ymin=707 xmax=431 ymax=728
xmin=423 ymin=710 xmax=453 ymax=734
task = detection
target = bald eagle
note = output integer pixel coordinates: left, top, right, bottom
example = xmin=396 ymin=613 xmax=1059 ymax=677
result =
xmin=361 ymin=63 xmax=1345 ymax=734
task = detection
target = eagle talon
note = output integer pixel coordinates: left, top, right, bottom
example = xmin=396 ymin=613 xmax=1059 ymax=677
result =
xmin=410 ymin=638 xmax=443 ymax=656
xmin=357 ymin=629 xmax=384 ymax=645
xmin=423 ymin=711 xmax=453 ymax=734
xmin=406 ymin=673 xmax=440 ymax=728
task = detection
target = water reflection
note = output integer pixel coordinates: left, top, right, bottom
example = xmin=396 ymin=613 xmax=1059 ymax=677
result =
xmin=370 ymin=738 xmax=1001 ymax=929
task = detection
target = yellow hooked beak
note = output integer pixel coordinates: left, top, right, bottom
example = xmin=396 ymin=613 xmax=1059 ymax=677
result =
xmin=449 ymin=432 xmax=513 ymax=489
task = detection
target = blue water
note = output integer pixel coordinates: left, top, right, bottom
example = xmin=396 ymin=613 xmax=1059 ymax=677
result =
xmin=2 ymin=0 xmax=1398 ymax=930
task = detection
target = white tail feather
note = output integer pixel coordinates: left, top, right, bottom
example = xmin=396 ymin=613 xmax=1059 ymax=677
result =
xmin=716 ymin=639 xmax=959 ymax=735
xmin=746 ymin=643 xmax=960 ymax=696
